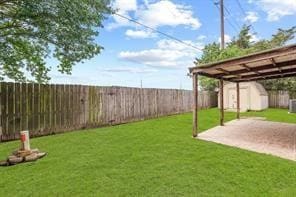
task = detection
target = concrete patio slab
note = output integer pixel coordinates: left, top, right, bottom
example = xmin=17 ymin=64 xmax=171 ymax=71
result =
xmin=198 ymin=118 xmax=296 ymax=161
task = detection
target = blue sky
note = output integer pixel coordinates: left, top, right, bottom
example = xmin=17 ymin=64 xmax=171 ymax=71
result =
xmin=49 ymin=0 xmax=296 ymax=90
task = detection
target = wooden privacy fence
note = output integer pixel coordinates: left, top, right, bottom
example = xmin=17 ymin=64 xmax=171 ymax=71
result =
xmin=0 ymin=82 xmax=217 ymax=141
xmin=268 ymin=91 xmax=295 ymax=108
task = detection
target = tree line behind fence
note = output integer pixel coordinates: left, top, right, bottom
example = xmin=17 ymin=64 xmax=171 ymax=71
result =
xmin=0 ymin=82 xmax=217 ymax=142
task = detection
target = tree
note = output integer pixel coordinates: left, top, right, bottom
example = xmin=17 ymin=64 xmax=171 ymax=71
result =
xmin=231 ymin=25 xmax=252 ymax=49
xmin=0 ymin=0 xmax=112 ymax=83
xmin=195 ymin=25 xmax=296 ymax=91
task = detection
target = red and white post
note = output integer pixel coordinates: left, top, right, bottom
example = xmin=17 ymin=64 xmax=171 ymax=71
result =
xmin=20 ymin=131 xmax=30 ymax=151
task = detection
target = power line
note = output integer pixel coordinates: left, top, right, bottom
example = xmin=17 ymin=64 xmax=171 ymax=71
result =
xmin=223 ymin=5 xmax=242 ymax=30
xmin=235 ymin=0 xmax=246 ymax=14
xmin=113 ymin=13 xmax=203 ymax=52
xmin=212 ymin=1 xmax=240 ymax=34
xmin=235 ymin=0 xmax=257 ymax=33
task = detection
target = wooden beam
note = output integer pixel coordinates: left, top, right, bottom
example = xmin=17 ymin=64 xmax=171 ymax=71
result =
xmin=228 ymin=67 xmax=296 ymax=81
xmin=271 ymin=58 xmax=276 ymax=66
xmin=219 ymin=79 xmax=224 ymax=126
xmin=239 ymin=70 xmax=296 ymax=81
xmin=195 ymin=59 xmax=296 ymax=78
xmin=216 ymin=68 xmax=231 ymax=74
xmin=236 ymin=72 xmax=296 ymax=82
xmin=236 ymin=82 xmax=240 ymax=119
xmin=240 ymin=64 xmax=251 ymax=71
xmin=189 ymin=45 xmax=296 ymax=73
xmin=271 ymin=58 xmax=282 ymax=72
xmin=241 ymin=64 xmax=262 ymax=75
xmin=196 ymin=72 xmax=235 ymax=82
xmin=216 ymin=68 xmax=241 ymax=81
xmin=192 ymin=74 xmax=198 ymax=137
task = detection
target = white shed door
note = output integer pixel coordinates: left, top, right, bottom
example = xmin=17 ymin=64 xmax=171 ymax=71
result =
xmin=228 ymin=88 xmax=249 ymax=111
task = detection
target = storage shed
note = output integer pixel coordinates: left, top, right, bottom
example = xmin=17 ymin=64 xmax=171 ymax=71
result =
xmin=218 ymin=82 xmax=268 ymax=112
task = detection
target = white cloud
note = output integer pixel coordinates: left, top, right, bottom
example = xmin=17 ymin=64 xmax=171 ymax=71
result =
xmin=101 ymin=66 xmax=158 ymax=74
xmin=125 ymin=29 xmax=156 ymax=39
xmin=108 ymin=0 xmax=201 ymax=38
xmin=113 ymin=0 xmax=137 ymax=13
xmin=49 ymin=74 xmax=113 ymax=85
xmin=118 ymin=39 xmax=203 ymax=68
xmin=157 ymin=39 xmax=203 ymax=51
xmin=252 ymin=0 xmax=296 ymax=21
xmin=218 ymin=33 xmax=259 ymax=44
xmin=244 ymin=11 xmax=259 ymax=23
xmin=107 ymin=0 xmax=137 ymax=30
xmin=137 ymin=1 xmax=201 ymax=29
xmin=120 ymin=49 xmax=186 ymax=63
xmin=218 ymin=34 xmax=232 ymax=44
xmin=249 ymin=33 xmax=259 ymax=42
xmin=107 ymin=14 xmax=132 ymax=30
xmin=197 ymin=35 xmax=206 ymax=41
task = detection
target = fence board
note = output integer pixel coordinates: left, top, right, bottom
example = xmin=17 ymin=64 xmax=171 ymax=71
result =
xmin=268 ymin=91 xmax=294 ymax=108
xmin=0 ymin=82 xmax=218 ymax=141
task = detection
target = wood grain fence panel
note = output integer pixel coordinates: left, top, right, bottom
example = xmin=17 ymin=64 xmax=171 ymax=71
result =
xmin=100 ymin=87 xmax=105 ymax=125
xmin=66 ymin=85 xmax=70 ymax=129
xmin=94 ymin=86 xmax=99 ymax=125
xmin=125 ymin=87 xmax=130 ymax=121
xmin=93 ymin=86 xmax=97 ymax=125
xmin=26 ymin=84 xmax=32 ymax=133
xmin=100 ymin=87 xmax=106 ymax=125
xmin=268 ymin=91 xmax=291 ymax=108
xmin=0 ymin=82 xmax=219 ymax=141
xmin=59 ymin=84 xmax=63 ymax=130
xmin=7 ymin=83 xmax=14 ymax=140
xmin=87 ymin=86 xmax=92 ymax=126
xmin=2 ymin=83 xmax=8 ymax=141
xmin=49 ymin=84 xmax=54 ymax=132
xmin=43 ymin=84 xmax=47 ymax=133
xmin=21 ymin=84 xmax=27 ymax=131
xmin=65 ymin=85 xmax=69 ymax=129
xmin=14 ymin=83 xmax=21 ymax=139
xmin=0 ymin=83 xmax=5 ymax=141
xmin=78 ymin=85 xmax=83 ymax=127
xmin=77 ymin=85 xmax=81 ymax=127
xmin=56 ymin=85 xmax=62 ymax=132
xmin=73 ymin=85 xmax=77 ymax=129
xmin=59 ymin=84 xmax=65 ymax=131
xmin=44 ymin=84 xmax=49 ymax=133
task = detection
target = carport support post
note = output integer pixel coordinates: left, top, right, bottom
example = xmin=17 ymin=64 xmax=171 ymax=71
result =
xmin=236 ymin=82 xmax=240 ymax=119
xmin=219 ymin=79 xmax=224 ymax=126
xmin=192 ymin=74 xmax=198 ymax=137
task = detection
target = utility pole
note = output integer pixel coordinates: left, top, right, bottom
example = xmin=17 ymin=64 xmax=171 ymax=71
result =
xmin=219 ymin=0 xmax=225 ymax=126
xmin=220 ymin=0 xmax=225 ymax=49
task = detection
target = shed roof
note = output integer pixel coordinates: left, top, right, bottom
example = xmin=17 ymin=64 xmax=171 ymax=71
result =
xmin=189 ymin=44 xmax=296 ymax=82
xmin=254 ymin=82 xmax=268 ymax=96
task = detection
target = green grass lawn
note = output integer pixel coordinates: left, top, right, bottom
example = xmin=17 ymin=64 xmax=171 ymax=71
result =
xmin=242 ymin=108 xmax=296 ymax=124
xmin=0 ymin=108 xmax=295 ymax=196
